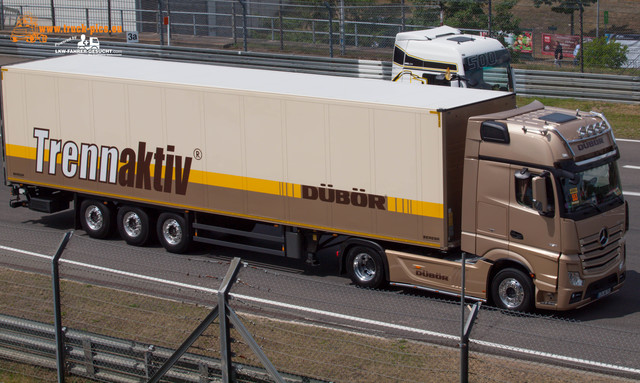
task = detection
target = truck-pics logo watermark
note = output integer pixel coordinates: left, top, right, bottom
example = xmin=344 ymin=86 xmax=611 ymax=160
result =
xmin=10 ymin=14 xmax=47 ymax=43
xmin=54 ymin=34 xmax=121 ymax=55
xmin=32 ymin=128 xmax=193 ymax=195
xmin=11 ymin=14 xmax=122 ymax=55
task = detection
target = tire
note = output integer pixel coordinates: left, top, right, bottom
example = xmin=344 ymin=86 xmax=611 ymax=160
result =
xmin=117 ymin=206 xmax=151 ymax=246
xmin=491 ymin=268 xmax=534 ymax=312
xmin=346 ymin=246 xmax=387 ymax=289
xmin=80 ymin=199 xmax=112 ymax=239
xmin=157 ymin=213 xmax=190 ymax=253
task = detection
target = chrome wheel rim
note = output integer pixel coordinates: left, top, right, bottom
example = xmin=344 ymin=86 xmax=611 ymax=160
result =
xmin=162 ymin=219 xmax=182 ymax=245
xmin=498 ymin=278 xmax=525 ymax=309
xmin=123 ymin=211 xmax=142 ymax=238
xmin=352 ymin=253 xmax=376 ymax=283
xmin=85 ymin=205 xmax=103 ymax=231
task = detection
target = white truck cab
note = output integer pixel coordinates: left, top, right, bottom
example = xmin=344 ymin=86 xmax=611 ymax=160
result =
xmin=392 ymin=26 xmax=515 ymax=92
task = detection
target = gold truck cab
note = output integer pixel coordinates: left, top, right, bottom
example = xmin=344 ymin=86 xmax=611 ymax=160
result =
xmin=462 ymin=101 xmax=626 ymax=310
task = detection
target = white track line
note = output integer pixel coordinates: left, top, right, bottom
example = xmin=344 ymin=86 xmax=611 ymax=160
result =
xmin=1 ymin=243 xmax=638 ymax=375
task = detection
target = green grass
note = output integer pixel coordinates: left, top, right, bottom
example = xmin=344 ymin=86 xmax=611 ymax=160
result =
xmin=1 ymin=268 xmax=635 ymax=383
xmin=517 ymin=96 xmax=640 ymax=139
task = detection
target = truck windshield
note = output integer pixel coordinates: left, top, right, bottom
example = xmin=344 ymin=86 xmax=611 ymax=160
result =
xmin=463 ymin=49 xmax=513 ymax=91
xmin=560 ymin=162 xmax=624 ymax=217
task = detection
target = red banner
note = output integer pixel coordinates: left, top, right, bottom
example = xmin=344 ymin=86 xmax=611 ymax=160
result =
xmin=542 ymin=33 xmax=581 ymax=58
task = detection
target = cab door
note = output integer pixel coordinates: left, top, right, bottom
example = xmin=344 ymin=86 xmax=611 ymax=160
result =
xmin=508 ymin=166 xmax=561 ymax=290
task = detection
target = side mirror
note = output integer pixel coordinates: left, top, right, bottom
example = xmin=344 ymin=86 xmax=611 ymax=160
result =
xmin=532 ymin=176 xmax=551 ymax=216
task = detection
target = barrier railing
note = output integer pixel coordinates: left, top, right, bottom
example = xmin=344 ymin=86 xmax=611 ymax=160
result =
xmin=0 ymin=36 xmax=638 ymax=103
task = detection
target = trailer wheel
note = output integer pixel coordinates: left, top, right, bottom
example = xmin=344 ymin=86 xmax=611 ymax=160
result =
xmin=80 ymin=199 xmax=112 ymax=239
xmin=157 ymin=213 xmax=190 ymax=253
xmin=346 ymin=246 xmax=386 ymax=289
xmin=117 ymin=206 xmax=151 ymax=246
xmin=491 ymin=268 xmax=534 ymax=312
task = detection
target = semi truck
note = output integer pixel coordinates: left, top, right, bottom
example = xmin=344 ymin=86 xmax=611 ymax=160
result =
xmin=392 ymin=26 xmax=515 ymax=92
xmin=1 ymin=55 xmax=626 ymax=311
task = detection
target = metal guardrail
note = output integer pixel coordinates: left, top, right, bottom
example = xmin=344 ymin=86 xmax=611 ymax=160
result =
xmin=0 ymin=36 xmax=639 ymax=103
xmin=514 ymin=69 xmax=640 ymax=103
xmin=0 ymin=313 xmax=324 ymax=383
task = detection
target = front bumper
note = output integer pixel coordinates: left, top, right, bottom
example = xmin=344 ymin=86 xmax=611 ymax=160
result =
xmin=537 ymin=252 xmax=626 ymax=310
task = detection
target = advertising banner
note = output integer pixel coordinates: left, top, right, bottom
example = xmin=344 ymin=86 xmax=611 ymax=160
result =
xmin=509 ymin=31 xmax=533 ymax=54
xmin=542 ymin=33 xmax=581 ymax=58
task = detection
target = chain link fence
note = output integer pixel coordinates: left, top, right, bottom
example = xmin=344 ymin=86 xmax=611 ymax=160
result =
xmin=1 ymin=224 xmax=639 ymax=382
xmin=2 ymin=1 xmax=638 ymax=74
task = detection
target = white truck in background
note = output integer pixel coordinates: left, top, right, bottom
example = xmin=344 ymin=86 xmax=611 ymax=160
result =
xmin=392 ymin=26 xmax=515 ymax=92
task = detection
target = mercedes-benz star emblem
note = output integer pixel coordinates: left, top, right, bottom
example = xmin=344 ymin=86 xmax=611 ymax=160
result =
xmin=599 ymin=228 xmax=609 ymax=247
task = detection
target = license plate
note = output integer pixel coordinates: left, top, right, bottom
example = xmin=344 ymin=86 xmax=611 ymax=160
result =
xmin=596 ymin=288 xmax=612 ymax=299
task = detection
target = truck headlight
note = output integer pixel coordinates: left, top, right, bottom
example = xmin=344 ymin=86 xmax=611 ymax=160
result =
xmin=568 ymin=271 xmax=584 ymax=287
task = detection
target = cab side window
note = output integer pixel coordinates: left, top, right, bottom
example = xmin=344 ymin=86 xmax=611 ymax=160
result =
xmin=514 ymin=168 xmax=555 ymax=215
xmin=515 ymin=176 xmax=534 ymax=209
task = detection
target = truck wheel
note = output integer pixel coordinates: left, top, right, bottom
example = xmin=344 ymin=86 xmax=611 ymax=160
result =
xmin=80 ymin=200 xmax=112 ymax=239
xmin=491 ymin=268 xmax=534 ymax=312
xmin=157 ymin=213 xmax=190 ymax=253
xmin=117 ymin=206 xmax=151 ymax=246
xmin=346 ymin=246 xmax=386 ymax=289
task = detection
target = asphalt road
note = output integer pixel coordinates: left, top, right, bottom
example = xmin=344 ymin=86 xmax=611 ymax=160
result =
xmin=0 ymin=55 xmax=639 ymax=376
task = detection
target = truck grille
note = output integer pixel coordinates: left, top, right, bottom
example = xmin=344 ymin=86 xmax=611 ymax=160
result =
xmin=579 ymin=224 xmax=624 ymax=274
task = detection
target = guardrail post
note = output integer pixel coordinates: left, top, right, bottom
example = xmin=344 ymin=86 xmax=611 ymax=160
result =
xmin=52 ymin=231 xmax=73 ymax=383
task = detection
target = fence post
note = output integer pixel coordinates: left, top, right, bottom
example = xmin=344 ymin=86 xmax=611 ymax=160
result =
xmin=324 ymin=2 xmax=333 ymax=58
xmin=219 ymin=258 xmax=242 ymax=382
xmin=52 ymin=231 xmax=73 ymax=383
xmin=354 ymin=23 xmax=358 ymax=47
xmin=232 ymin=1 xmax=236 ymax=45
xmin=238 ymin=0 xmax=247 ymax=52
xmin=460 ymin=251 xmax=467 ymax=383
xmin=158 ymin=0 xmax=164 ymax=46
xmin=460 ymin=251 xmax=481 ymax=383
xmin=50 ymin=0 xmax=55 ymax=26
xmin=488 ymin=0 xmax=492 ymax=37
xmin=148 ymin=258 xmax=241 ymax=383
xmin=279 ymin=0 xmax=283 ymax=50
xmin=579 ymin=0 xmax=584 ymax=73
xmin=107 ymin=0 xmax=112 ymax=35
xmin=339 ymin=0 xmax=345 ymax=55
